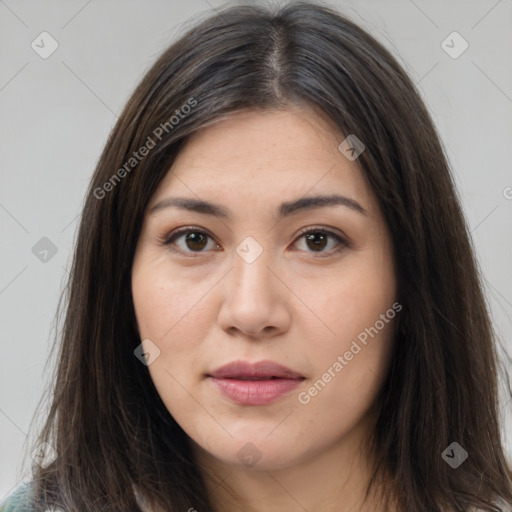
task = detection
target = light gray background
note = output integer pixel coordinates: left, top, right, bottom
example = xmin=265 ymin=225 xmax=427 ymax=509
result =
xmin=1 ymin=0 xmax=511 ymax=498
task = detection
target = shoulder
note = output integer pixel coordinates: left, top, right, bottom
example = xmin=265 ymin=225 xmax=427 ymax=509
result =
xmin=0 ymin=481 xmax=37 ymax=512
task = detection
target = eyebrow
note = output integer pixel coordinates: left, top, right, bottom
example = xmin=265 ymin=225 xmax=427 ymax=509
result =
xmin=149 ymin=194 xmax=367 ymax=219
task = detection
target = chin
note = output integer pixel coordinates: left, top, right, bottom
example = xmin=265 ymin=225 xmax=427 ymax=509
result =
xmin=199 ymin=435 xmax=308 ymax=472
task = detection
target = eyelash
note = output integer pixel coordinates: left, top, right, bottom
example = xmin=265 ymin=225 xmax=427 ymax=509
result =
xmin=160 ymin=225 xmax=350 ymax=258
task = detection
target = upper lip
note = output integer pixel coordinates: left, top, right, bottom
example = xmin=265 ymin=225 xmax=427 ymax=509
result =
xmin=208 ymin=360 xmax=304 ymax=380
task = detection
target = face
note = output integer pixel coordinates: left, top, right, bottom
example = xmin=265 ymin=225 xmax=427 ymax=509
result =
xmin=131 ymin=107 xmax=398 ymax=473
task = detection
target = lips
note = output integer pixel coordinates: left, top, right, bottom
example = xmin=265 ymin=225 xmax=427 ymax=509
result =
xmin=207 ymin=360 xmax=304 ymax=380
xmin=207 ymin=360 xmax=305 ymax=406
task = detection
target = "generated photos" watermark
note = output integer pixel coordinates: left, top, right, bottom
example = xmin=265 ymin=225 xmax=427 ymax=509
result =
xmin=298 ymin=302 xmax=402 ymax=405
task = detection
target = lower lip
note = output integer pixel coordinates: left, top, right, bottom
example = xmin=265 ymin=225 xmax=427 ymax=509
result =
xmin=209 ymin=377 xmax=303 ymax=405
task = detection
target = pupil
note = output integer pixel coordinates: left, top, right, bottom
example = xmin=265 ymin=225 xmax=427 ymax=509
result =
xmin=186 ymin=232 xmax=207 ymax=251
xmin=306 ymin=233 xmax=327 ymax=251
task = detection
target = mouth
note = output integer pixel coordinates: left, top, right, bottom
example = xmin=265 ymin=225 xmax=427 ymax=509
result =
xmin=207 ymin=359 xmax=304 ymax=380
xmin=207 ymin=360 xmax=305 ymax=406
xmin=221 ymin=376 xmax=289 ymax=380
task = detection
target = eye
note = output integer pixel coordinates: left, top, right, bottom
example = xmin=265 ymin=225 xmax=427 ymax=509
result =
xmin=162 ymin=227 xmax=220 ymax=255
xmin=160 ymin=226 xmax=349 ymax=257
xmin=293 ymin=227 xmax=349 ymax=257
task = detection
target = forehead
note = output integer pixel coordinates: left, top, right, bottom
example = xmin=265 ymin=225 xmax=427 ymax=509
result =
xmin=150 ymin=108 xmax=373 ymax=214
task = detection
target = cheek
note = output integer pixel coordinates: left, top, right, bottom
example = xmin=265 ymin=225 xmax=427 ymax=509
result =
xmin=131 ymin=259 xmax=214 ymax=418
xmin=307 ymin=248 xmax=396 ymax=345
xmin=297 ymin=244 xmax=397 ymax=409
xmin=296 ymin=305 xmax=396 ymax=439
xmin=131 ymin=255 xmax=218 ymax=405
xmin=132 ymin=253 xmax=212 ymax=341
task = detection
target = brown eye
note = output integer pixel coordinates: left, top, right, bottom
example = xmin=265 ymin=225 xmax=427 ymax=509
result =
xmin=183 ymin=232 xmax=209 ymax=251
xmin=164 ymin=228 xmax=220 ymax=255
xmin=304 ymin=232 xmax=329 ymax=252
xmin=294 ymin=228 xmax=349 ymax=257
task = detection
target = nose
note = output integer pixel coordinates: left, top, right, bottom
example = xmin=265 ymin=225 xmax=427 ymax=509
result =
xmin=216 ymin=248 xmax=291 ymax=339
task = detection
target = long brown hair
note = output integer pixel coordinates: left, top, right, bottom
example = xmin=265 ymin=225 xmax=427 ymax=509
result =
xmin=28 ymin=1 xmax=512 ymax=510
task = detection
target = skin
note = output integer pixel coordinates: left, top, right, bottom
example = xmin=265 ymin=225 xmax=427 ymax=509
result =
xmin=131 ymin=106 xmax=399 ymax=512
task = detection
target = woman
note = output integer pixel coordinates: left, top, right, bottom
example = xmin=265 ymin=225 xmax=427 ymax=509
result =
xmin=2 ymin=1 xmax=511 ymax=511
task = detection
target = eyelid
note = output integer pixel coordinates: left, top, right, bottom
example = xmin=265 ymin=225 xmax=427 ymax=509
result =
xmin=160 ymin=225 xmax=350 ymax=256
xmin=292 ymin=225 xmax=351 ymax=257
xmin=160 ymin=225 xmax=220 ymax=256
xmin=295 ymin=225 xmax=351 ymax=246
